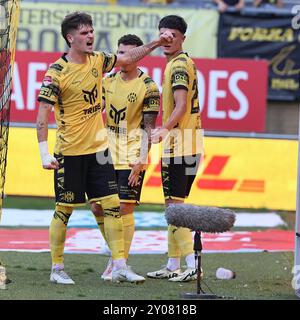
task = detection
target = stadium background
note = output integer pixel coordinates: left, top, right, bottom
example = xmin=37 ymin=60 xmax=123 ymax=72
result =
xmin=6 ymin=0 xmax=299 ymax=211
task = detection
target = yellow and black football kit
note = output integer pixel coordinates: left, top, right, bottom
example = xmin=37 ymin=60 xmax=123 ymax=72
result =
xmin=38 ymin=52 xmax=128 ymax=262
xmin=38 ymin=52 xmax=116 ymax=156
xmin=161 ymin=52 xmax=203 ymax=200
xmin=38 ymin=51 xmax=117 ymax=206
xmin=54 ymin=149 xmax=118 ymax=205
xmin=103 ymin=70 xmax=160 ymax=203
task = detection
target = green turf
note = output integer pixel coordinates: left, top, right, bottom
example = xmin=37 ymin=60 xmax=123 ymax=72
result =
xmin=3 ymin=196 xmax=82 ymax=210
xmin=2 ymin=196 xmax=165 ymax=212
xmin=0 ymin=251 xmax=297 ymax=300
xmin=1 ymin=196 xmax=297 ymax=300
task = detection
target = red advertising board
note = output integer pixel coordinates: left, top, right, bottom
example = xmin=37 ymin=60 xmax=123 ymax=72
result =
xmin=11 ymin=51 xmax=267 ymax=132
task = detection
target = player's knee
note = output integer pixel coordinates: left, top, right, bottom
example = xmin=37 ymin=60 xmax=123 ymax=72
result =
xmin=55 ymin=204 xmax=73 ymax=214
xmin=165 ymin=199 xmax=183 ymax=206
xmin=100 ymin=194 xmax=120 ymax=218
xmin=54 ymin=204 xmax=73 ymax=224
xmin=91 ymin=202 xmax=104 ymax=217
xmin=120 ymin=202 xmax=136 ymax=215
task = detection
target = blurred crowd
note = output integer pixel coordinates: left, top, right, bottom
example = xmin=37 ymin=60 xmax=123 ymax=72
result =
xmin=212 ymin=0 xmax=285 ymax=12
xmin=24 ymin=0 xmax=298 ymax=8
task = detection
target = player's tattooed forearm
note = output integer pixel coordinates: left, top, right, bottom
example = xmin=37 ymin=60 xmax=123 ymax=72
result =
xmin=129 ymin=46 xmax=149 ymax=63
xmin=129 ymin=42 xmax=158 ymax=63
xmin=36 ymin=121 xmax=46 ymax=131
xmin=143 ymin=113 xmax=157 ymax=130
xmin=143 ymin=113 xmax=158 ymax=153
xmin=42 ymin=103 xmax=52 ymax=109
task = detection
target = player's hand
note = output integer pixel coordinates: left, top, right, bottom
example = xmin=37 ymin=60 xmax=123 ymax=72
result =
xmin=253 ymin=0 xmax=261 ymax=7
xmin=128 ymin=162 xmax=145 ymax=187
xmin=158 ymin=30 xmax=173 ymax=46
xmin=38 ymin=141 xmax=59 ymax=170
xmin=41 ymin=154 xmax=59 ymax=170
xmin=218 ymin=2 xmax=228 ymax=12
xmin=151 ymin=127 xmax=169 ymax=144
xmin=235 ymin=2 xmax=244 ymax=10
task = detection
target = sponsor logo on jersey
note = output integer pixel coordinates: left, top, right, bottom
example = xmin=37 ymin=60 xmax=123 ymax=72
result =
xmin=109 ymin=105 xmax=127 ymax=125
xmin=82 ymin=84 xmax=98 ymax=105
xmin=173 ymin=72 xmax=188 ymax=83
xmin=107 ymin=125 xmax=127 ymax=135
xmin=63 ymin=191 xmax=75 ymax=203
xmin=83 ymin=103 xmax=102 ymax=115
xmin=127 ymin=92 xmax=137 ymax=103
xmin=92 ymin=68 xmax=98 ymax=78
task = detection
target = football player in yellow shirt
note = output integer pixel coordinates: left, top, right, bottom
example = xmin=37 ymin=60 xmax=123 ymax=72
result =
xmin=148 ymin=15 xmax=204 ymax=282
xmin=91 ymin=34 xmax=160 ymax=281
xmin=36 ymin=11 xmax=172 ymax=284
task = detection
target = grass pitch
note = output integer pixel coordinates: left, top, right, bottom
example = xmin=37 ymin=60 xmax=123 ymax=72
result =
xmin=0 ymin=196 xmax=298 ymax=300
xmin=0 ymin=251 xmax=296 ymax=300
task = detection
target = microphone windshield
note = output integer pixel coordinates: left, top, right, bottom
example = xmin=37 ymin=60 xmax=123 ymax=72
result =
xmin=165 ymin=204 xmax=236 ymax=233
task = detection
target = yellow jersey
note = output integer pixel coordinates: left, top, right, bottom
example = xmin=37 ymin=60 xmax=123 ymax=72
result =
xmin=103 ymin=70 xmax=160 ymax=169
xmin=162 ymin=52 xmax=203 ymax=158
xmin=38 ymin=51 xmax=116 ymax=156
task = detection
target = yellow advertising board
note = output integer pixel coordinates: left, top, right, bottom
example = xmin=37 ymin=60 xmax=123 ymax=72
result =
xmin=17 ymin=2 xmax=218 ymax=58
xmin=5 ymin=127 xmax=297 ymax=211
xmin=142 ymin=136 xmax=297 ymax=211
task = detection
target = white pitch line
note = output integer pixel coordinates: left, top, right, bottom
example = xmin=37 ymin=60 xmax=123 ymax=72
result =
xmin=0 ymin=208 xmax=287 ymax=228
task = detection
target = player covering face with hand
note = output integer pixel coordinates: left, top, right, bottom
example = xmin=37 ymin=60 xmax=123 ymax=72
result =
xmin=36 ymin=11 xmax=172 ymax=285
xmin=148 ymin=15 xmax=203 ymax=282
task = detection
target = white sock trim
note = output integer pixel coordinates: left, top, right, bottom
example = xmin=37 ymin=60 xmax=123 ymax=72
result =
xmin=185 ymin=253 xmax=197 ymax=269
xmin=167 ymin=257 xmax=180 ymax=271
xmin=112 ymin=258 xmax=126 ymax=271
xmin=52 ymin=263 xmax=64 ymax=271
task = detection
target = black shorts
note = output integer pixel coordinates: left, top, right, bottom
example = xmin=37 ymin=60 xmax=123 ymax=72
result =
xmin=54 ymin=149 xmax=118 ymax=206
xmin=161 ymin=154 xmax=201 ymax=201
xmin=115 ymin=170 xmax=145 ymax=204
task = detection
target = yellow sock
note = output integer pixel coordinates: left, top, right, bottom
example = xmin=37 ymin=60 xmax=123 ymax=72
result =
xmin=100 ymin=195 xmax=125 ymax=260
xmin=122 ymin=213 xmax=135 ymax=260
xmin=173 ymin=226 xmax=194 ymax=257
xmin=50 ymin=205 xmax=73 ymax=265
xmin=168 ymin=225 xmax=181 ymax=258
xmin=94 ymin=215 xmax=107 ymax=242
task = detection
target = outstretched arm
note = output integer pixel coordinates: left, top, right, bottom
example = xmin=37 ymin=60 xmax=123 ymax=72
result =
xmin=36 ymin=101 xmax=59 ymax=170
xmin=115 ymin=31 xmax=173 ymax=67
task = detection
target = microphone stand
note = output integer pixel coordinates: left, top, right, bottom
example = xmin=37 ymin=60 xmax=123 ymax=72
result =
xmin=181 ymin=230 xmax=217 ymax=299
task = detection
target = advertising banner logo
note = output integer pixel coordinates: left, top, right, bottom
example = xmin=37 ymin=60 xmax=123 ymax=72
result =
xmin=5 ymin=128 xmax=296 ymax=211
xmin=11 ymin=51 xmax=267 ymax=132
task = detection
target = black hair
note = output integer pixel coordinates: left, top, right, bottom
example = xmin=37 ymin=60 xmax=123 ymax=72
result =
xmin=61 ymin=12 xmax=93 ymax=47
xmin=158 ymin=15 xmax=187 ymax=35
xmin=117 ymin=34 xmax=144 ymax=47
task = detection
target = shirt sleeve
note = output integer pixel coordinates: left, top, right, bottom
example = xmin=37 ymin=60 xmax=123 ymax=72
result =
xmin=102 ymin=78 xmax=107 ymax=111
xmin=37 ymin=70 xmax=60 ymax=105
xmin=171 ymin=59 xmax=189 ymax=92
xmin=101 ymin=52 xmax=117 ymax=73
xmin=102 ymin=78 xmax=106 ymax=99
xmin=143 ymin=78 xmax=160 ymax=114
